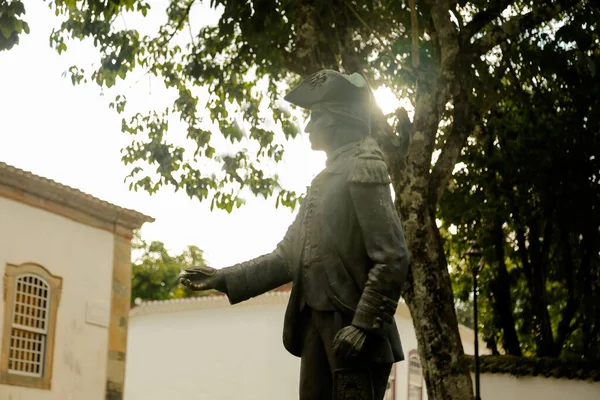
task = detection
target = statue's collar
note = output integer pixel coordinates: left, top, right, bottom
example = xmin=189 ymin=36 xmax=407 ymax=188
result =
xmin=326 ymin=141 xmax=360 ymax=167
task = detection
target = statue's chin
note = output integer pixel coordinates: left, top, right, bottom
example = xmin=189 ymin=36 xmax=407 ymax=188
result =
xmin=309 ymin=140 xmax=325 ymax=152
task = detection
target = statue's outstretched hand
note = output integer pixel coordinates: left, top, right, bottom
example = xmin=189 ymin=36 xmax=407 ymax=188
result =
xmin=332 ymin=325 xmax=367 ymax=360
xmin=179 ymin=266 xmax=228 ymax=294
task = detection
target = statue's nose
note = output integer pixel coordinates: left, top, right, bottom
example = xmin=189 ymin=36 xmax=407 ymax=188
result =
xmin=305 ymin=119 xmax=316 ymax=134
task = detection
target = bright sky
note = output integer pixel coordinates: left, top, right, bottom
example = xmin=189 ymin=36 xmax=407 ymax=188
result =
xmin=0 ymin=1 xmax=400 ymax=268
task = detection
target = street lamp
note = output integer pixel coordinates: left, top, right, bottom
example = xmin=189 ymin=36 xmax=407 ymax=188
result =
xmin=465 ymin=240 xmax=483 ymax=400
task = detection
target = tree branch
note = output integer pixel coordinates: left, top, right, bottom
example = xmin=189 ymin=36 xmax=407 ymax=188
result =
xmin=451 ymin=5 xmax=464 ymax=29
xmin=426 ymin=40 xmax=509 ymax=208
xmin=491 ymin=217 xmax=522 ymax=356
xmin=400 ymin=0 xmax=456 ymax=197
xmin=516 ymin=227 xmax=532 ymax=281
xmin=554 ymin=228 xmax=577 ymax=356
xmin=474 ymin=0 xmax=581 ymax=54
xmin=371 ymin=100 xmax=404 ymax=176
xmin=460 ymin=0 xmax=513 ymax=42
xmin=343 ymin=0 xmax=385 ymax=47
xmin=429 ymin=0 xmax=459 ymax=74
xmin=427 ymin=0 xmax=577 ymax=206
xmin=409 ymin=0 xmax=420 ymax=69
xmin=428 ymin=86 xmax=474 ymax=208
xmin=540 ymin=219 xmax=554 ymax=267
xmin=163 ymin=0 xmax=195 ymax=46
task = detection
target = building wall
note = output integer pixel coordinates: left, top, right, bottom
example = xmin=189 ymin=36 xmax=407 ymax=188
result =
xmin=125 ymin=299 xmax=299 ymax=400
xmin=125 ymin=295 xmax=483 ymax=400
xmin=0 ymin=197 xmax=115 ymax=400
xmin=476 ymin=373 xmax=600 ymax=400
xmin=392 ymin=315 xmax=420 ymax=400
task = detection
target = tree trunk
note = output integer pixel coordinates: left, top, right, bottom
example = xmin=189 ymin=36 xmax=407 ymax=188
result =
xmin=389 ymin=72 xmax=474 ymax=398
xmin=490 ymin=219 xmax=522 ymax=356
xmin=520 ymin=220 xmax=555 ymax=357
xmin=396 ymin=198 xmax=473 ymax=399
xmin=578 ymin=229 xmax=595 ymax=360
xmin=553 ymin=226 xmax=577 ymax=356
xmin=335 ymin=1 xmax=476 ymax=396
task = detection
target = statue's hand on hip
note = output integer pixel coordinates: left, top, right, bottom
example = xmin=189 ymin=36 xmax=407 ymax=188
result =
xmin=332 ymin=325 xmax=368 ymax=360
xmin=179 ymin=266 xmax=228 ymax=294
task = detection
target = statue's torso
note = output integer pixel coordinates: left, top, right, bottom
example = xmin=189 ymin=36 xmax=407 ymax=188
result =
xmin=291 ymin=143 xmax=372 ymax=312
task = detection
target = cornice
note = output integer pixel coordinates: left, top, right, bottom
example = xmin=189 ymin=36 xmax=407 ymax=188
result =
xmin=130 ymin=291 xmax=292 ymax=317
xmin=0 ymin=162 xmax=154 ymax=231
xmin=130 ymin=290 xmax=415 ymax=321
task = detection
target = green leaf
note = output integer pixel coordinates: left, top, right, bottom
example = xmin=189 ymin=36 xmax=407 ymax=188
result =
xmin=0 ymin=25 xmax=12 ymax=40
xmin=57 ymin=41 xmax=67 ymax=54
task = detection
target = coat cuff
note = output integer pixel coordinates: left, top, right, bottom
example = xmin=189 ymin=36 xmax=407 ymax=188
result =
xmin=222 ymin=265 xmax=248 ymax=305
xmin=351 ymin=287 xmax=398 ymax=336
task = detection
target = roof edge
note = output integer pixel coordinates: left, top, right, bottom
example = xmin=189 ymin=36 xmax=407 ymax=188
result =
xmin=130 ymin=289 xmax=481 ymax=344
xmin=0 ymin=162 xmax=154 ymax=230
xmin=130 ymin=289 xmax=415 ymax=320
xmin=464 ymin=354 xmax=600 ymax=382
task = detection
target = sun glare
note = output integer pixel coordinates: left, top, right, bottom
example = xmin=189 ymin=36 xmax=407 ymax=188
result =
xmin=372 ymin=86 xmax=415 ymax=120
xmin=373 ymin=86 xmax=400 ymax=115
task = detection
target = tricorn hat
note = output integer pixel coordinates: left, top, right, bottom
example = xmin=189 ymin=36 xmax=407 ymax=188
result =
xmin=284 ymin=69 xmax=371 ymax=110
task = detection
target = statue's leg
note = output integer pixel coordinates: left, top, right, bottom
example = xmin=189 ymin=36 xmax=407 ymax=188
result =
xmin=371 ymin=363 xmax=392 ymax=400
xmin=312 ymin=310 xmax=393 ymax=400
xmin=310 ymin=309 xmax=349 ymax=373
xmin=300 ymin=308 xmax=333 ymax=400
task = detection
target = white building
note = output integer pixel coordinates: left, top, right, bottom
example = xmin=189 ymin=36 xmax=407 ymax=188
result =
xmin=0 ymin=162 xmax=153 ymax=400
xmin=126 ymin=290 xmax=600 ymax=400
xmin=125 ymin=288 xmax=487 ymax=400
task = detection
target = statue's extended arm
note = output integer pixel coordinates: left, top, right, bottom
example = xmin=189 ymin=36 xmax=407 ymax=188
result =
xmin=222 ymin=230 xmax=295 ymax=304
xmin=181 ymin=210 xmax=300 ymax=304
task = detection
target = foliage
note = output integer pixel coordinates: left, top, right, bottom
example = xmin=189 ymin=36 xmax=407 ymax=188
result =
xmin=131 ymin=232 xmax=209 ymax=304
xmin=0 ymin=1 xmax=29 ymax=51
xmin=463 ymin=355 xmax=600 ymax=381
xmin=7 ymin=0 xmax=433 ymax=212
xmin=3 ymin=1 xmax=595 ymax=398
xmin=440 ymin=3 xmax=600 ymax=360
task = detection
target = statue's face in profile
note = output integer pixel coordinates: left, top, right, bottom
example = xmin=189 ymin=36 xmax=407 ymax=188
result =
xmin=305 ymin=109 xmax=338 ymax=151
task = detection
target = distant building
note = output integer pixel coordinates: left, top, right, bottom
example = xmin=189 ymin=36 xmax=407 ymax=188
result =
xmin=125 ymin=287 xmax=487 ymax=400
xmin=0 ymin=162 xmax=153 ymax=399
xmin=471 ymin=355 xmax=600 ymax=400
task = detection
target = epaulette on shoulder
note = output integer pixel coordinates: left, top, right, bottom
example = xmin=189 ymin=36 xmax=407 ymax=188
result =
xmin=348 ymin=137 xmax=391 ymax=184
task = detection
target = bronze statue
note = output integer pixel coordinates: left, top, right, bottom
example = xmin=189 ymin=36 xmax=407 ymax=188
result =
xmin=180 ymin=70 xmax=410 ymax=400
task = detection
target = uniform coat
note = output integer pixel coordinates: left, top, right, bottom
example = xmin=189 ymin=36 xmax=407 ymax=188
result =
xmin=223 ymin=136 xmax=410 ymax=364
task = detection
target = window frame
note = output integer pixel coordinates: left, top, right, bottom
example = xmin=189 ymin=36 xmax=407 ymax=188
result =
xmin=406 ymin=349 xmax=424 ymax=400
xmin=1 ymin=263 xmax=62 ymax=390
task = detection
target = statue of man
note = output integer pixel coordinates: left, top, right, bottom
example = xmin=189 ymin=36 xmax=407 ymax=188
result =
xmin=180 ymin=69 xmax=410 ymax=400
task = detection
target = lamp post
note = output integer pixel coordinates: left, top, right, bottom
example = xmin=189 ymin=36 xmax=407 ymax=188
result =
xmin=465 ymin=241 xmax=483 ymax=400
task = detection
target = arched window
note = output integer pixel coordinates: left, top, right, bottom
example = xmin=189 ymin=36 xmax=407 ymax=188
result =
xmin=1 ymin=263 xmax=62 ymax=389
xmin=9 ymin=274 xmax=51 ymax=377
xmin=407 ymin=350 xmax=423 ymax=400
